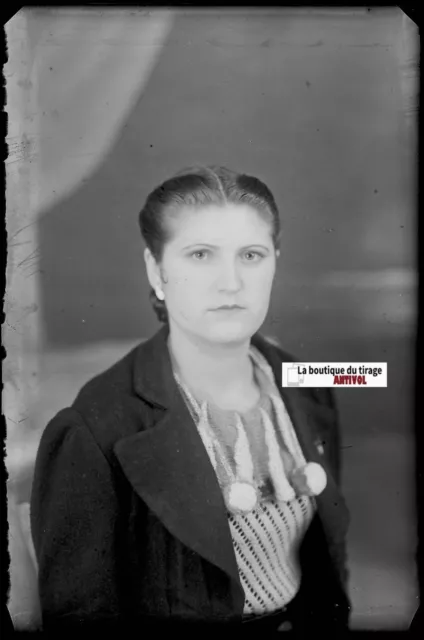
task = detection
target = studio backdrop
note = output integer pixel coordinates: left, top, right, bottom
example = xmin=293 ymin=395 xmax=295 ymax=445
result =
xmin=5 ymin=6 xmax=418 ymax=630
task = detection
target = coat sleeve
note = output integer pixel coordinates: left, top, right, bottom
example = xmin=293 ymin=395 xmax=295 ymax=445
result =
xmin=30 ymin=407 xmax=124 ymax=631
xmin=304 ymin=386 xmax=351 ymax=625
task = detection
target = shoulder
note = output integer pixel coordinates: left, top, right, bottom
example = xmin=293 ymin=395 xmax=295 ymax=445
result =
xmin=35 ymin=406 xmax=99 ymax=461
xmin=252 ymin=332 xmax=299 ymax=374
xmin=75 ymin=343 xmax=138 ymax=403
xmin=44 ymin=342 xmax=154 ymax=458
xmin=258 ymin=333 xmax=297 ymax=363
xmin=254 ymin=332 xmax=337 ymax=411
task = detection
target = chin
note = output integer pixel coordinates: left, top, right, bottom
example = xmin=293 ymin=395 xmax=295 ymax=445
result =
xmin=205 ymin=320 xmax=259 ymax=345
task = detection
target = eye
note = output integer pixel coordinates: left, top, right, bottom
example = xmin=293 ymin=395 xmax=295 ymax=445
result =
xmin=190 ymin=250 xmax=209 ymax=260
xmin=243 ymin=251 xmax=263 ymax=262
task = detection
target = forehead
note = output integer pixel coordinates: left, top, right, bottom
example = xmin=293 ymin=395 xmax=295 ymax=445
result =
xmin=166 ymin=203 xmax=273 ymax=246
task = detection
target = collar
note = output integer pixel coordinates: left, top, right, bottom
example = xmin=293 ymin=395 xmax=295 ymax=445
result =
xmin=132 ymin=324 xmax=287 ymax=409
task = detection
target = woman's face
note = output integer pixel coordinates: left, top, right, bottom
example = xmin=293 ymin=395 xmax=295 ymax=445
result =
xmin=146 ymin=203 xmax=278 ymax=345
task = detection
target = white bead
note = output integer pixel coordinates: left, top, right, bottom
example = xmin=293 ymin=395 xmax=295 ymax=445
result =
xmin=224 ymin=482 xmax=258 ymax=514
xmin=291 ymin=462 xmax=327 ymax=496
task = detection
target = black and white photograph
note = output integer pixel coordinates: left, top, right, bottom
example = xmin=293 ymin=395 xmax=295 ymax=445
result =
xmin=4 ymin=6 xmax=418 ymax=634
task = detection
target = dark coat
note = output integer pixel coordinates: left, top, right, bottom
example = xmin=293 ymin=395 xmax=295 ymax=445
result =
xmin=30 ymin=326 xmax=351 ymax=633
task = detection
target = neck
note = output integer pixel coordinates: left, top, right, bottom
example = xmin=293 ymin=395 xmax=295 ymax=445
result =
xmin=167 ymin=323 xmax=254 ymax=401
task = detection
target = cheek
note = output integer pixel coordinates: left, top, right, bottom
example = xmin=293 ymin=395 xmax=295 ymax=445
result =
xmin=168 ymin=270 xmax=206 ymax=293
xmin=248 ymin=265 xmax=275 ymax=295
xmin=166 ymin=260 xmax=215 ymax=289
xmin=165 ymin=267 xmax=209 ymax=311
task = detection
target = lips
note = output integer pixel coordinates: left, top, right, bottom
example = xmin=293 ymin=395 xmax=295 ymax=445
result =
xmin=214 ymin=305 xmax=245 ymax=310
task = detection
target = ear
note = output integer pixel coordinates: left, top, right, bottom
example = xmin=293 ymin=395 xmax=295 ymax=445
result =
xmin=144 ymin=248 xmax=162 ymax=292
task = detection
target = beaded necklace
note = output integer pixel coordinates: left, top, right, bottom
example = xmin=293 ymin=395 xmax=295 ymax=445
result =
xmin=174 ymin=345 xmax=327 ymax=515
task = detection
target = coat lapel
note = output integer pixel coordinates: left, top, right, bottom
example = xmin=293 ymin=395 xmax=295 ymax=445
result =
xmin=113 ymin=326 xmax=244 ymax=599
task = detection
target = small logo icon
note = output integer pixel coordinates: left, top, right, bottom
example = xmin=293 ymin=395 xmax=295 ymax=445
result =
xmin=287 ymin=365 xmax=306 ymax=387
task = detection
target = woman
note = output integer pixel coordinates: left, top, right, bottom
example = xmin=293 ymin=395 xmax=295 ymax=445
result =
xmin=30 ymin=165 xmax=351 ymax=634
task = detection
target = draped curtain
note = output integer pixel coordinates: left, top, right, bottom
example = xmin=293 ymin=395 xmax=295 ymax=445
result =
xmin=5 ymin=7 xmax=174 ymax=628
xmin=4 ymin=7 xmax=418 ymax=630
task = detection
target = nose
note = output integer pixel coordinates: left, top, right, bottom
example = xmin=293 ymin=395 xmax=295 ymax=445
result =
xmin=216 ymin=258 xmax=243 ymax=293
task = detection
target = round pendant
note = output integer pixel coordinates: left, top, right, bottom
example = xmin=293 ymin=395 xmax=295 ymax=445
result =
xmin=291 ymin=462 xmax=327 ymax=497
xmin=224 ymin=482 xmax=258 ymax=515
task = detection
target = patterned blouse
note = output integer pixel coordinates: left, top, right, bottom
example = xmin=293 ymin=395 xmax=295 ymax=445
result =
xmin=176 ymin=348 xmax=317 ymax=616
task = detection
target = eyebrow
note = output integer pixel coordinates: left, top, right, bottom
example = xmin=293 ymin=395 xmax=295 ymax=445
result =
xmin=181 ymin=243 xmax=271 ymax=252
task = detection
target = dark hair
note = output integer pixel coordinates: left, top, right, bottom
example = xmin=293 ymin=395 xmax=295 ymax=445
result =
xmin=139 ymin=164 xmax=281 ymax=324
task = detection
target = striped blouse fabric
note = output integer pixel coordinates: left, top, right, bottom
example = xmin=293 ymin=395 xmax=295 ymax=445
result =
xmin=229 ymin=494 xmax=315 ymax=615
xmin=207 ymin=394 xmax=316 ymax=616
